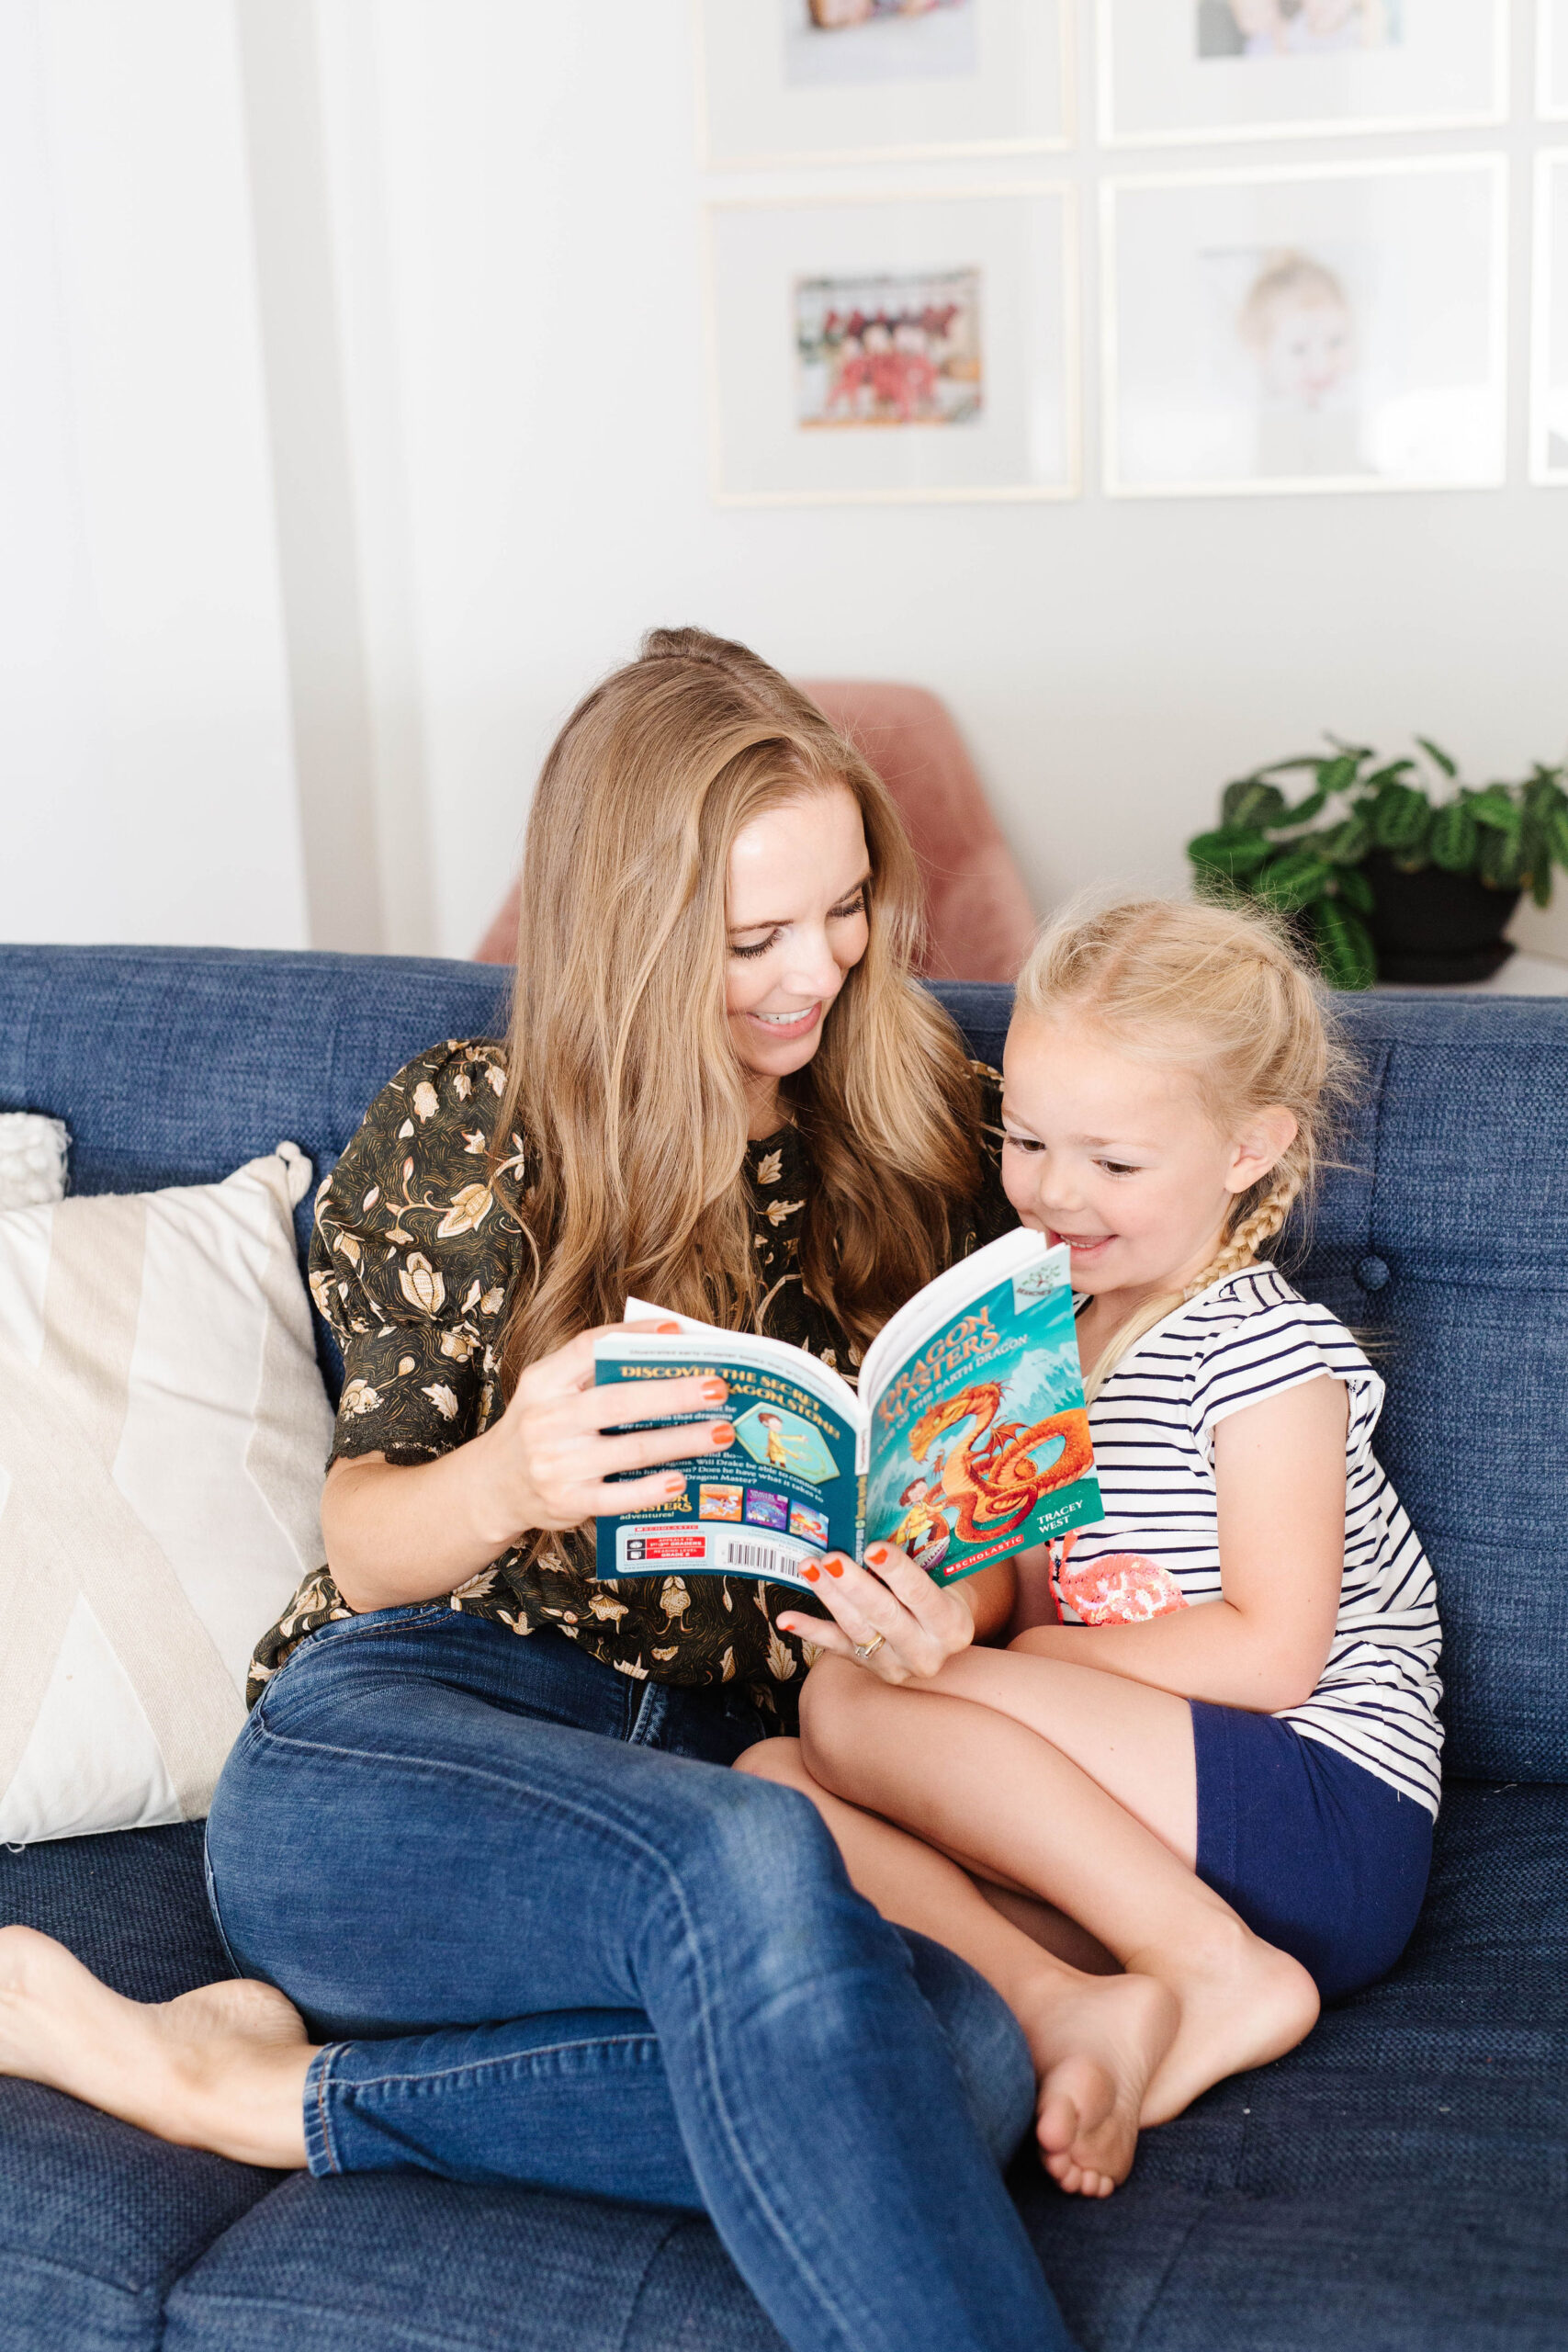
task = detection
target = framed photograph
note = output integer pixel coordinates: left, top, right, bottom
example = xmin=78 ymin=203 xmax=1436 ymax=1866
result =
xmin=1099 ymin=0 xmax=1508 ymax=147
xmin=1104 ymin=156 xmax=1507 ymax=496
xmin=1541 ymin=0 xmax=1568 ymax=117
xmin=696 ymin=0 xmax=1069 ymax=168
xmin=1532 ymin=153 xmax=1568 ymax=481
xmin=705 ymin=185 xmax=1077 ymax=503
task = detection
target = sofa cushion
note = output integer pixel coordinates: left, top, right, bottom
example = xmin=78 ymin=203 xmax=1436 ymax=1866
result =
xmin=0 ymin=1824 xmax=281 ymax=2352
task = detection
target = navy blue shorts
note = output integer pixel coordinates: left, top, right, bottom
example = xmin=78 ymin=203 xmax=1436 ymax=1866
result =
xmin=1190 ymin=1701 xmax=1434 ymax=2004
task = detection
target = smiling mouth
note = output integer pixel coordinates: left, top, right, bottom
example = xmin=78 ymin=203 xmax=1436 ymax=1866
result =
xmin=1050 ymin=1228 xmax=1114 ymax=1254
xmin=746 ymin=1003 xmax=821 ymax=1038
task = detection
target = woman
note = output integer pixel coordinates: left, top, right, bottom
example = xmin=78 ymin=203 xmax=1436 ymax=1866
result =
xmin=0 ymin=630 xmax=1170 ymax=2352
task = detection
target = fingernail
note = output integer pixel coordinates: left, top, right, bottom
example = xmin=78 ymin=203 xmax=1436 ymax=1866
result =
xmin=867 ymin=1544 xmax=890 ymax=1565
xmin=700 ymin=1378 xmax=728 ymax=1406
xmin=710 ymin=1423 xmax=735 ymax=1446
xmin=662 ymin=1476 xmax=684 ymax=1496
xmin=802 ymin=1566 xmax=820 ymax=1584
xmin=658 ymin=1320 xmax=681 ymax=1333
xmin=825 ymin=1556 xmax=844 ymax=1578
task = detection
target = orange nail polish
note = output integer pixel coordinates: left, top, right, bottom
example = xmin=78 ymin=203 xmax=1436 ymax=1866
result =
xmin=662 ymin=1476 xmax=684 ymax=1496
xmin=711 ymin=1423 xmax=735 ymax=1446
xmin=658 ymin=1320 xmax=681 ymax=1333
xmin=867 ymin=1544 xmax=890 ymax=1564
xmin=825 ymin=1556 xmax=844 ymax=1577
xmin=802 ymin=1566 xmax=820 ymax=1583
xmin=700 ymin=1379 xmax=728 ymax=1406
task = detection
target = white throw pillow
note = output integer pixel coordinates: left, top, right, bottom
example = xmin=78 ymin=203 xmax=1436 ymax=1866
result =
xmin=0 ymin=1114 xmax=69 ymax=1210
xmin=0 ymin=1143 xmax=333 ymax=1844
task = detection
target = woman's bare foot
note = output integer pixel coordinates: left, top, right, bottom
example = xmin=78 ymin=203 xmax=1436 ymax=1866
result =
xmin=0 ymin=1924 xmax=315 ymax=2166
xmin=1018 ymin=1966 xmax=1179 ymax=2198
xmin=1135 ymin=1917 xmax=1319 ymax=2128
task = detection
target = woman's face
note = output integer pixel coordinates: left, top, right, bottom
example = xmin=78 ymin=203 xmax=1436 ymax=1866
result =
xmin=725 ymin=786 xmax=871 ymax=1100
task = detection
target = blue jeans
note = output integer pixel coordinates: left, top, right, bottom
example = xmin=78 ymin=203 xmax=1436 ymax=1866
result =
xmin=204 ymin=1605 xmax=1069 ymax=2352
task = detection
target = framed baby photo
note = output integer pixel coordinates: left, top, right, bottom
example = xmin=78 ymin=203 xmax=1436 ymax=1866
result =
xmin=1541 ymin=0 xmax=1568 ymax=117
xmin=704 ymin=185 xmax=1078 ymax=503
xmin=1103 ymin=155 xmax=1507 ymax=497
xmin=1532 ymin=153 xmax=1568 ymax=481
xmin=1099 ymin=0 xmax=1509 ymax=147
xmin=695 ymin=0 xmax=1070 ymax=168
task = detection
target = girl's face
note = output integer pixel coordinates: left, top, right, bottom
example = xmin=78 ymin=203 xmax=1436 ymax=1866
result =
xmin=1258 ymin=295 xmax=1354 ymax=407
xmin=999 ymin=1013 xmax=1294 ymax=1304
xmin=725 ymin=786 xmax=871 ymax=1104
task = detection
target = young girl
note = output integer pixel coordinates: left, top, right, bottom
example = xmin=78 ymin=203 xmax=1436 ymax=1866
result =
xmin=747 ymin=894 xmax=1441 ymax=2195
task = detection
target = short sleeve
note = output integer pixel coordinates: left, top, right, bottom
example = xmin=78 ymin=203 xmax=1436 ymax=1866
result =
xmin=1188 ymin=1283 xmax=1385 ymax=1465
xmin=308 ymin=1039 xmax=519 ymax=1468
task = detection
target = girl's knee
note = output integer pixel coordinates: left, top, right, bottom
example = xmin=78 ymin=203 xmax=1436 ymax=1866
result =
xmin=798 ymin=1653 xmax=882 ymax=1781
xmin=731 ymin=1734 xmax=807 ymax=1786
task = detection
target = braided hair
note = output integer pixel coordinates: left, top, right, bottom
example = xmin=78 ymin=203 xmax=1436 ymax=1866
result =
xmin=1013 ymin=896 xmax=1356 ymax=1402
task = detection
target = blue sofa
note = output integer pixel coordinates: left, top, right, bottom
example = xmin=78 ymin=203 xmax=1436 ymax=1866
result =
xmin=2 ymin=944 xmax=1565 ymax=2352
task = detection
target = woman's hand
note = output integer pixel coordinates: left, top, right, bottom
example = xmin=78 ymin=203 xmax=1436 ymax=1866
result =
xmin=471 ymin=1320 xmax=735 ymax=1552
xmin=777 ymin=1544 xmax=978 ymax=1686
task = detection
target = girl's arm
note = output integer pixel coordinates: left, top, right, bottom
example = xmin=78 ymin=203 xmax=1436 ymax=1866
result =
xmin=1010 ymin=1375 xmax=1347 ymax=1714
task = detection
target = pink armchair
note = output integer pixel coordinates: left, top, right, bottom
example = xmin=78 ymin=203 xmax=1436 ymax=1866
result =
xmin=474 ymin=679 xmax=1035 ymax=983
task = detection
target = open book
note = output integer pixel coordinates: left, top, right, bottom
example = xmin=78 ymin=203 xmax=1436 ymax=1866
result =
xmin=592 ymin=1227 xmax=1103 ymax=1592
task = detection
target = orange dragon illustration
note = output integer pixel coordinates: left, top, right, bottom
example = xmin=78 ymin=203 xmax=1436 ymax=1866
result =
xmin=906 ymin=1381 xmax=1095 ymax=1544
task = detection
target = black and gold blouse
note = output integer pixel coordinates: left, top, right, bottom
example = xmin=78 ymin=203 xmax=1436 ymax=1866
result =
xmin=247 ymin=1039 xmax=1011 ymax=1717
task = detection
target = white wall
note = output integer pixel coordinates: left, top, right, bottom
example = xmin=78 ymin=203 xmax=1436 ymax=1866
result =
xmin=4 ymin=0 xmax=1567 ymax=962
xmin=0 ymin=0 xmax=310 ymax=949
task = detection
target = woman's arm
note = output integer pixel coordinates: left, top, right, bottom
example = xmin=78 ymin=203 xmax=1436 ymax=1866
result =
xmin=321 ymin=1327 xmax=734 ymax=1611
xmin=1010 ymin=1375 xmax=1348 ymax=1713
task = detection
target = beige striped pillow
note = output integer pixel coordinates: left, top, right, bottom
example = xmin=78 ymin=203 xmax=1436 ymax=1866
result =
xmin=0 ymin=1145 xmax=333 ymax=1844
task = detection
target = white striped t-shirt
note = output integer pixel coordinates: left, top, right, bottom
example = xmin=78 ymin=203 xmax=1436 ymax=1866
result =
xmin=1063 ymin=1264 xmax=1443 ymax=1816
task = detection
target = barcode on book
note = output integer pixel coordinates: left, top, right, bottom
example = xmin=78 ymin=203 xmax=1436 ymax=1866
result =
xmin=723 ymin=1539 xmax=784 ymax=1575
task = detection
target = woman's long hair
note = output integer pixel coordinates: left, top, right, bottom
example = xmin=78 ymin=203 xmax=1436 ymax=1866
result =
xmin=492 ymin=627 xmax=984 ymax=1389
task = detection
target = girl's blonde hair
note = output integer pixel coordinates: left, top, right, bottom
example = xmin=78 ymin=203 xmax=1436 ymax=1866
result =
xmin=1013 ymin=895 xmax=1356 ymax=1400
xmin=492 ymin=626 xmax=983 ymax=1397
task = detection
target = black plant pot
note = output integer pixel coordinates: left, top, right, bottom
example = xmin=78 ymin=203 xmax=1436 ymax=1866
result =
xmin=1364 ymin=853 xmax=1521 ymax=985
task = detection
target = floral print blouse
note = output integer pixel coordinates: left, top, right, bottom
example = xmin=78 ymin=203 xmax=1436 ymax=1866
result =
xmin=247 ymin=1039 xmax=1011 ymax=1719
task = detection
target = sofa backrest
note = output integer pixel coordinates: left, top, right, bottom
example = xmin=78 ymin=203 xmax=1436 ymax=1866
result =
xmin=4 ymin=946 xmax=1565 ymax=1785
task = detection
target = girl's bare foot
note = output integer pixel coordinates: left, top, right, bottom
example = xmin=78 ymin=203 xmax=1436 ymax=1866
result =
xmin=0 ymin=1924 xmax=315 ymax=2167
xmin=1018 ymin=1967 xmax=1179 ymax=2197
xmin=1135 ymin=1917 xmax=1319 ymax=2128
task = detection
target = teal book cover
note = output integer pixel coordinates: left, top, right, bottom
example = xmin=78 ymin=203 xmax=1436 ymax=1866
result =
xmin=862 ymin=1248 xmax=1102 ymax=1584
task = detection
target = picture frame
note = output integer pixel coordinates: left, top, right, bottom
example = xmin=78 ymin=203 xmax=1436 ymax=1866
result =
xmin=695 ymin=0 xmax=1070 ymax=169
xmin=704 ymin=184 xmax=1079 ymax=505
xmin=1098 ymin=0 xmax=1510 ymax=149
xmin=1532 ymin=152 xmax=1568 ymax=482
xmin=1102 ymin=155 xmax=1508 ymax=498
xmin=1541 ymin=0 xmax=1568 ymax=118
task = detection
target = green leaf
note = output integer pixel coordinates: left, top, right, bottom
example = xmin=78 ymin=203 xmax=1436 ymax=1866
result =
xmin=1287 ymin=785 xmax=1333 ymax=826
xmin=1308 ymin=899 xmax=1378 ymax=991
xmin=1478 ymin=825 xmax=1523 ymax=889
xmin=1321 ymin=808 xmax=1372 ymax=866
xmin=1358 ymin=759 xmax=1416 ymax=794
xmin=1371 ymin=786 xmax=1432 ymax=854
xmin=1255 ymin=845 xmax=1334 ymax=913
xmin=1221 ymin=777 xmax=1291 ymax=831
xmin=1548 ymin=808 xmax=1568 ymax=871
xmin=1333 ymin=865 xmax=1375 ymax=914
xmin=1187 ymin=825 xmax=1275 ymax=879
xmin=1416 ymin=736 xmax=1459 ymax=778
xmin=1428 ymin=801 xmax=1479 ymax=873
xmin=1317 ymin=752 xmax=1361 ymax=797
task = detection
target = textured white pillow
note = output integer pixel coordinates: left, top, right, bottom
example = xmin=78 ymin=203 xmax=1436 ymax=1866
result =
xmin=0 ymin=1144 xmax=333 ymax=1843
xmin=0 ymin=1114 xmax=69 ymax=1210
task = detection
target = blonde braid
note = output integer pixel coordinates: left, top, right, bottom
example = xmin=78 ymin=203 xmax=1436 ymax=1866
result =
xmin=1181 ymin=1167 xmax=1304 ymax=1302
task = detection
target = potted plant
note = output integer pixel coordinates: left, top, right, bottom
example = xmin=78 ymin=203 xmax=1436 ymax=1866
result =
xmin=1186 ymin=741 xmax=1568 ymax=989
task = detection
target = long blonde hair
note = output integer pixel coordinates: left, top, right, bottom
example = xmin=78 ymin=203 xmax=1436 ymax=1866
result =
xmin=492 ymin=627 xmax=983 ymax=1390
xmin=1013 ymin=896 xmax=1356 ymax=1400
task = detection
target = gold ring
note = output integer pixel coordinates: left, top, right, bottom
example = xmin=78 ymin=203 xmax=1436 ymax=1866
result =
xmin=853 ymin=1631 xmax=887 ymax=1660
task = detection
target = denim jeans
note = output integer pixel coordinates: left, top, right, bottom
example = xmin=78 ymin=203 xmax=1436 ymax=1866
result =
xmin=204 ymin=1605 xmax=1069 ymax=2352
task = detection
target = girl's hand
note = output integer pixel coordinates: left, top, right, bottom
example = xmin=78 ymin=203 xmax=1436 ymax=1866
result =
xmin=473 ymin=1320 xmax=734 ymax=1548
xmin=777 ymin=1544 xmax=977 ymax=1685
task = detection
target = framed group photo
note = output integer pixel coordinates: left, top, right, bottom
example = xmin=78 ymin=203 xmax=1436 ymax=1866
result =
xmin=1542 ymin=0 xmax=1568 ymax=116
xmin=1103 ymin=155 xmax=1508 ymax=496
xmin=1533 ymin=153 xmax=1568 ymax=480
xmin=704 ymin=185 xmax=1078 ymax=503
xmin=1099 ymin=0 xmax=1509 ymax=147
xmin=696 ymin=0 xmax=1069 ymax=168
